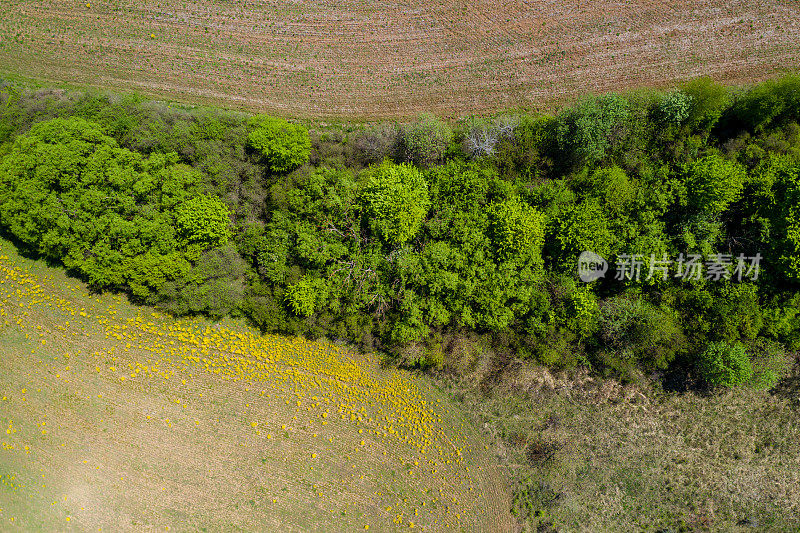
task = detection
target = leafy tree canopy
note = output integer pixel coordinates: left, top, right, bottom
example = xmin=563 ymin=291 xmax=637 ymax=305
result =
xmin=247 ymin=115 xmax=311 ymax=173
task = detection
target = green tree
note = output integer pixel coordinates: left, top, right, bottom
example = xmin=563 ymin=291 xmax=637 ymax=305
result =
xmin=681 ymin=77 xmax=729 ymax=131
xmin=657 ymin=91 xmax=693 ymax=126
xmin=174 ymin=194 xmax=232 ymax=249
xmin=0 ymin=116 xmax=203 ymax=296
xmin=286 ymin=276 xmax=330 ymax=317
xmin=551 ymin=199 xmax=615 ymax=271
xmin=556 ymin=94 xmax=630 ymax=163
xmin=728 ymin=75 xmax=800 ymax=132
xmin=360 ymin=160 xmax=430 ymax=245
xmin=598 ymin=295 xmax=686 ymax=373
xmin=488 ymin=196 xmax=546 ymax=264
xmin=684 ymin=153 xmax=747 ymax=214
xmin=247 ymin=115 xmax=311 ymax=173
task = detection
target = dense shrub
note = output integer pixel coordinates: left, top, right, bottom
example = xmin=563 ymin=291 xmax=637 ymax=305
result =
xmin=247 ymin=115 xmax=311 ymax=173
xmin=2 ymin=77 xmax=800 ymax=386
xmin=556 ymin=93 xmax=630 ymax=164
xmin=696 ymin=341 xmax=753 ymax=387
xmin=681 ymin=77 xmax=729 ymax=131
xmin=747 ymin=338 xmax=792 ymax=390
xmin=175 ymin=194 xmax=232 ymax=249
xmin=550 ymin=199 xmax=615 ymax=271
xmin=597 ymin=295 xmax=686 ymax=376
xmin=286 ymin=276 xmax=330 ymax=317
xmin=488 ymin=196 xmax=546 ymax=264
xmin=727 ymin=75 xmax=800 ymax=133
xmin=657 ymin=91 xmax=693 ymax=126
xmin=684 ymin=153 xmax=747 ymax=214
xmin=0 ymin=117 xmax=203 ymax=293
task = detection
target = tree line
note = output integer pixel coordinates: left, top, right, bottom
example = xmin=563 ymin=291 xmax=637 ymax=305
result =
xmin=1 ymin=76 xmax=799 ymax=388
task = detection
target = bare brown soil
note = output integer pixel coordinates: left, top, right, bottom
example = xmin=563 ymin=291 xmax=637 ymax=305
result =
xmin=0 ymin=1 xmax=798 ymax=118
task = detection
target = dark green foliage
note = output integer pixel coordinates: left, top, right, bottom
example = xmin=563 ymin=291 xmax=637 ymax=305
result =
xmin=597 ymin=295 xmax=686 ymax=378
xmin=159 ymin=245 xmax=248 ymax=318
xmin=247 ymin=115 xmax=311 ymax=173
xmin=727 ymin=75 xmax=800 ymax=133
xmin=696 ymin=341 xmax=753 ymax=387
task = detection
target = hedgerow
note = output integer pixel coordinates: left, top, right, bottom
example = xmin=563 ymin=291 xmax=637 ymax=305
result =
xmin=1 ymin=77 xmax=799 ymax=384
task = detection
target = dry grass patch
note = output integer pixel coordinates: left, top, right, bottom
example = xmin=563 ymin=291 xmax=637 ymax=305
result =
xmin=443 ymin=352 xmax=800 ymax=531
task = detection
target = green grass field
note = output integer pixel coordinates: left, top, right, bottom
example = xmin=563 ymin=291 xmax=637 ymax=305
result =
xmin=0 ymin=238 xmax=513 ymax=531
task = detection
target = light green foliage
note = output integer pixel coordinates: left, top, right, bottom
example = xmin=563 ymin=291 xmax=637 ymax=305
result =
xmin=552 ymin=199 xmax=615 ymax=270
xmin=567 ymin=283 xmax=600 ymax=338
xmin=175 ymin=194 xmax=231 ymax=249
xmin=247 ymin=115 xmax=311 ymax=173
xmin=401 ymin=113 xmax=454 ymax=167
xmin=684 ymin=153 xmax=747 ymax=214
xmin=286 ymin=276 xmax=330 ymax=317
xmin=556 ymin=94 xmax=630 ymax=163
xmin=488 ymin=196 xmax=546 ymax=264
xmin=0 ymin=116 xmax=204 ymax=297
xmin=361 ymin=160 xmax=430 ymax=245
xmin=761 ymin=294 xmax=800 ymax=350
xmin=696 ymin=341 xmax=753 ymax=387
xmin=658 ymin=91 xmax=693 ymax=126
xmin=681 ymin=77 xmax=729 ymax=130
xmin=579 ymin=165 xmax=638 ymax=214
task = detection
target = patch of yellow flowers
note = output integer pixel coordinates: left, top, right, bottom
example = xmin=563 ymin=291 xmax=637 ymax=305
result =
xmin=0 ymin=253 xmax=481 ymax=530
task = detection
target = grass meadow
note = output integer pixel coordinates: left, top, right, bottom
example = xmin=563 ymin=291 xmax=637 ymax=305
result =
xmin=0 ymin=237 xmax=513 ymax=531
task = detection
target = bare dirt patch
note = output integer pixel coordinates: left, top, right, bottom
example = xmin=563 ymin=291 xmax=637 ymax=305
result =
xmin=0 ymin=0 xmax=797 ymax=118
